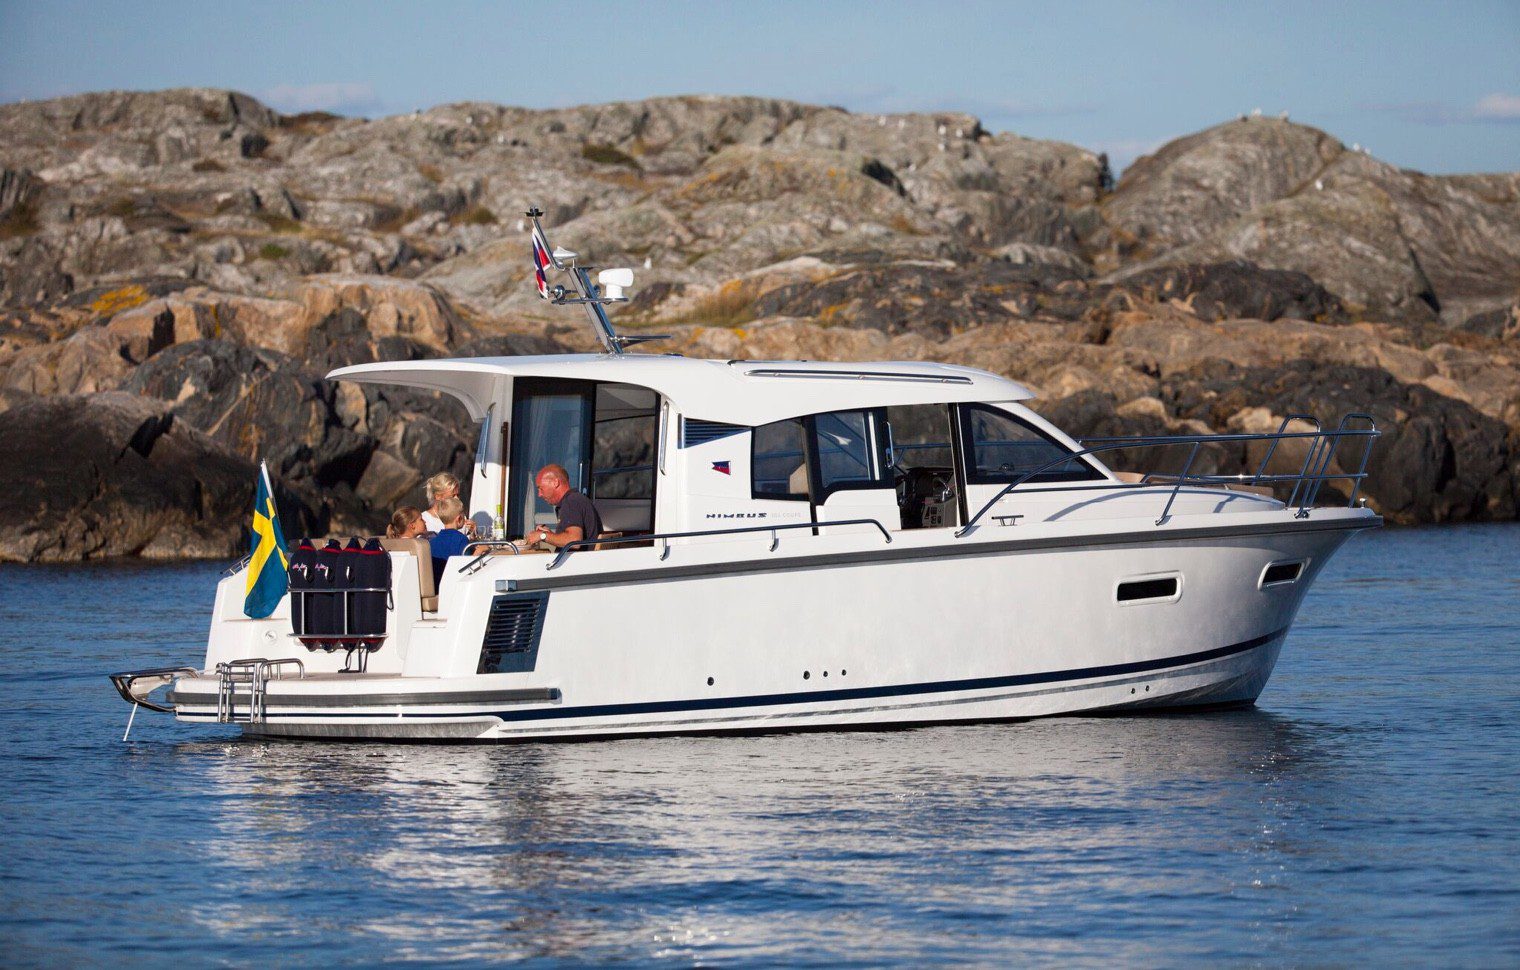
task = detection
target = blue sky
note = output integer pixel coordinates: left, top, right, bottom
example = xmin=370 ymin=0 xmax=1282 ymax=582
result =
xmin=2 ymin=0 xmax=1516 ymax=173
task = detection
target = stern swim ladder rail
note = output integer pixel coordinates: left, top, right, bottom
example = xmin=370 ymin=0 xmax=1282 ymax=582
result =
xmin=543 ymin=518 xmax=894 ymax=570
xmin=215 ymin=657 xmax=305 ymax=724
xmin=956 ymin=413 xmax=1379 ymax=537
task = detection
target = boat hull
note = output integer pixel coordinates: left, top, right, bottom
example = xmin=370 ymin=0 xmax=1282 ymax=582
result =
xmin=170 ymin=514 xmax=1362 ymax=741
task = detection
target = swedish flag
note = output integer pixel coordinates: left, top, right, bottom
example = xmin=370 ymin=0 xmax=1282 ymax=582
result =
xmin=244 ymin=461 xmax=290 ymax=619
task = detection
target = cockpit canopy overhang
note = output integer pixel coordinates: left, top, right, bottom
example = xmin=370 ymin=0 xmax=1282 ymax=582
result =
xmin=326 ymin=354 xmax=1034 ymax=426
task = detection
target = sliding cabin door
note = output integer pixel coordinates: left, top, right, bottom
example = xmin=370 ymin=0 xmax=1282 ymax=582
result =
xmin=508 ymin=379 xmax=594 ymax=538
xmin=507 ymin=379 xmax=662 ymax=541
xmin=588 ymin=384 xmax=659 ymax=536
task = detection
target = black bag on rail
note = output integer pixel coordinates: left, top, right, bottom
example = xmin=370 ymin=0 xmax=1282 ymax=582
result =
xmin=350 ymin=537 xmax=392 ymax=647
xmin=287 ymin=537 xmax=317 ymax=640
xmin=336 ymin=537 xmax=363 ymax=646
xmin=312 ymin=538 xmax=344 ymax=649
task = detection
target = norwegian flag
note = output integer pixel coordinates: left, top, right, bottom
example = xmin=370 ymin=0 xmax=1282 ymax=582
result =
xmin=530 ymin=222 xmax=553 ymax=300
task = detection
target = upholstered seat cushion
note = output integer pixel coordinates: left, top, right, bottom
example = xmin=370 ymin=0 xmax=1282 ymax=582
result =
xmin=377 ymin=536 xmax=438 ymax=612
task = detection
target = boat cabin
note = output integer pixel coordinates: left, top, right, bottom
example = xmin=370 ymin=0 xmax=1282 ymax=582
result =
xmin=330 ymin=353 xmax=1111 ymax=546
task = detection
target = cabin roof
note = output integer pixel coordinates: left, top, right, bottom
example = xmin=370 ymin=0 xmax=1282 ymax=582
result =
xmin=327 ymin=354 xmax=1033 ymax=425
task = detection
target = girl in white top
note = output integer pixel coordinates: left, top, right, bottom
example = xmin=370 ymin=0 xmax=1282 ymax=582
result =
xmin=420 ymin=472 xmax=459 ymax=533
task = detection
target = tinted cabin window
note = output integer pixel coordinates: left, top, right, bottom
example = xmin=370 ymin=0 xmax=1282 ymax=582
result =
xmin=814 ymin=411 xmax=885 ymax=492
xmin=886 ymin=404 xmax=959 ymax=529
xmin=590 ymin=384 xmax=658 ymax=505
xmin=963 ymin=405 xmax=1101 ymax=484
xmin=886 ymin=404 xmax=955 ymax=471
xmin=753 ymin=418 xmax=809 ymax=500
xmin=591 ymin=414 xmax=656 ymax=500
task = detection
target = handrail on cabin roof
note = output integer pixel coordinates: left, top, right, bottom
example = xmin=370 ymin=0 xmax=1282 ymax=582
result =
xmin=541 ymin=518 xmax=893 ymax=571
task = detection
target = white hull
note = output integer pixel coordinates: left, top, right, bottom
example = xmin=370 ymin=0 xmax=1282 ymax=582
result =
xmin=168 ymin=510 xmax=1365 ymax=742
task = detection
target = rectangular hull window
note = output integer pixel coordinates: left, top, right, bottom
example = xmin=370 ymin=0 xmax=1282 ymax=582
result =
xmin=1260 ymin=561 xmax=1305 ymax=588
xmin=1117 ymin=575 xmax=1181 ymax=603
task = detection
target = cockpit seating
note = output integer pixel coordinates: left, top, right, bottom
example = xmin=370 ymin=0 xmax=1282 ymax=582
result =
xmin=378 ymin=536 xmax=438 ymax=612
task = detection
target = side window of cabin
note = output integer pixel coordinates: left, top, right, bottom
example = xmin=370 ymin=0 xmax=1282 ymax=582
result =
xmin=752 ymin=410 xmax=891 ymax=501
xmin=886 ymin=404 xmax=960 ymax=529
xmin=814 ymin=410 xmax=888 ymax=494
xmin=752 ymin=418 xmax=809 ymax=500
xmin=885 ymin=404 xmax=955 ymax=471
xmin=961 ymin=405 xmax=1101 ymax=484
xmin=591 ymin=413 xmax=657 ymax=500
xmin=591 ymin=385 xmax=659 ymax=501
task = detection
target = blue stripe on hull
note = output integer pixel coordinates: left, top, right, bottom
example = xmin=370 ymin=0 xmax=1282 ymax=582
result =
xmin=219 ymin=626 xmax=1289 ymax=724
xmin=484 ymin=626 xmax=1287 ymax=723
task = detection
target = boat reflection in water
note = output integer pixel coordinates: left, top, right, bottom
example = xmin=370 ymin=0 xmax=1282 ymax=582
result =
xmin=179 ymin=711 xmax=1338 ymax=962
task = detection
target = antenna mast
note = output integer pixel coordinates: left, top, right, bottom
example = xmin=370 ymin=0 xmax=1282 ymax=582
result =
xmin=526 ymin=207 xmax=666 ymax=355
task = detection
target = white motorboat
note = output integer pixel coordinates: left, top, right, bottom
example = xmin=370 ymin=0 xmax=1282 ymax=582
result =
xmin=110 ymin=210 xmax=1381 ymax=741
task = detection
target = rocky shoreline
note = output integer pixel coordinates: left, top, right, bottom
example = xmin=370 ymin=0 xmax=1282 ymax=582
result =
xmin=2 ymin=89 xmax=1516 ymax=561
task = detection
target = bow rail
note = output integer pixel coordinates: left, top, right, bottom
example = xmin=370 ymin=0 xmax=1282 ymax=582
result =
xmin=957 ymin=412 xmax=1378 ymax=536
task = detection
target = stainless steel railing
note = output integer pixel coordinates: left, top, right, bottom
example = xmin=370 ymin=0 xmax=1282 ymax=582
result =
xmin=544 ymin=518 xmax=893 ymax=570
xmin=215 ymin=657 xmax=304 ymax=724
xmin=457 ymin=539 xmax=523 ymax=576
xmin=957 ymin=412 xmax=1379 ymax=536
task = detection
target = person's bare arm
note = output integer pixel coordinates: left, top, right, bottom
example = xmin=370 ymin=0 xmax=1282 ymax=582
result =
xmin=527 ymin=525 xmax=584 ymax=549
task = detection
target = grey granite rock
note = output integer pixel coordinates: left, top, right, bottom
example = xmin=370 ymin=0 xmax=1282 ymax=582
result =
xmin=1 ymin=87 xmax=1517 ymax=555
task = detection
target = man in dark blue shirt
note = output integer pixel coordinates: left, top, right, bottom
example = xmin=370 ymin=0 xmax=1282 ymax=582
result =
xmin=524 ymin=464 xmax=602 ymax=550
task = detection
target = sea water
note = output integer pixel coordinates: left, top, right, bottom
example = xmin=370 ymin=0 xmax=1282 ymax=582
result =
xmin=1 ymin=525 xmax=1517 ymax=965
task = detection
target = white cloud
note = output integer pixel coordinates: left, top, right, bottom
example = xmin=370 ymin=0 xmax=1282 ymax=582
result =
xmin=260 ymin=82 xmax=383 ymax=116
xmin=1362 ymin=92 xmax=1520 ymax=126
xmin=1472 ymin=92 xmax=1520 ymax=122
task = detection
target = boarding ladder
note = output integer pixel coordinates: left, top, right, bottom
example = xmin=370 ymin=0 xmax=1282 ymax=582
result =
xmin=216 ymin=658 xmax=305 ymax=724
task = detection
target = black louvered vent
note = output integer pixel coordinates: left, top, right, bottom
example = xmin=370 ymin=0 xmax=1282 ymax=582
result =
xmin=478 ymin=593 xmax=549 ymax=674
xmin=682 ymin=418 xmax=746 ymax=447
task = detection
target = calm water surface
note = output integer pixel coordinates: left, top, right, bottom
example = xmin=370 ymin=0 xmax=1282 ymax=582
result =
xmin=1 ymin=525 xmax=1518 ymax=965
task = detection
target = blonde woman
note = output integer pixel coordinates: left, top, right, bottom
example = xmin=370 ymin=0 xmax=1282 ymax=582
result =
xmin=420 ymin=472 xmax=459 ymax=532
